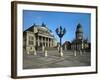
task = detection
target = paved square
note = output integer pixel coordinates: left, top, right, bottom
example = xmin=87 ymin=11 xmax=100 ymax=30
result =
xmin=23 ymin=50 xmax=91 ymax=69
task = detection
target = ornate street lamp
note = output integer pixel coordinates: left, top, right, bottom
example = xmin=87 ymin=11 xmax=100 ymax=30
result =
xmin=55 ymin=26 xmax=66 ymax=57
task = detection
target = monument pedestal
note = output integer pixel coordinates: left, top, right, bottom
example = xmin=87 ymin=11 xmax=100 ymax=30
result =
xmin=60 ymin=47 xmax=63 ymax=57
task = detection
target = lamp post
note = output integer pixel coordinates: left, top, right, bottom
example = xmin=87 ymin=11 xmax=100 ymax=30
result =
xmin=55 ymin=26 xmax=66 ymax=57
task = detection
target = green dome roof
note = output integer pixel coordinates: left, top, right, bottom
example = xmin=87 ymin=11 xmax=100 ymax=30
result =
xmin=76 ymin=23 xmax=83 ymax=33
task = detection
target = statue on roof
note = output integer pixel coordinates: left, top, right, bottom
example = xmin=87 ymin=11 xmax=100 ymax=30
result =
xmin=42 ymin=22 xmax=46 ymax=27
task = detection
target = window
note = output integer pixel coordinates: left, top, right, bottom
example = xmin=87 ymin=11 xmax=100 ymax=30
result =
xmin=29 ymin=41 xmax=33 ymax=45
xmin=28 ymin=36 xmax=34 ymax=45
xmin=29 ymin=36 xmax=34 ymax=40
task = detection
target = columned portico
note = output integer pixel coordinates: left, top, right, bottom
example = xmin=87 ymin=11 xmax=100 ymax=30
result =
xmin=36 ymin=34 xmax=54 ymax=48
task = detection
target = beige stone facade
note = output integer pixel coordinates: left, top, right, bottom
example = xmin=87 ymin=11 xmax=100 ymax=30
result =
xmin=23 ymin=23 xmax=57 ymax=54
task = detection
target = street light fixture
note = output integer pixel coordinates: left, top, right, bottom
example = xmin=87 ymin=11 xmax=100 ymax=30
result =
xmin=55 ymin=26 xmax=66 ymax=57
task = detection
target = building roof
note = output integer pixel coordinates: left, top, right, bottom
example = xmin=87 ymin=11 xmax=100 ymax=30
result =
xmin=24 ymin=23 xmax=52 ymax=32
xmin=23 ymin=23 xmax=54 ymax=38
xmin=62 ymin=41 xmax=71 ymax=46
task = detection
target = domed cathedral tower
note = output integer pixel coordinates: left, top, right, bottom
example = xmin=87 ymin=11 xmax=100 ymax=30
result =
xmin=71 ymin=23 xmax=84 ymax=51
xmin=71 ymin=23 xmax=90 ymax=51
xmin=75 ymin=23 xmax=83 ymax=40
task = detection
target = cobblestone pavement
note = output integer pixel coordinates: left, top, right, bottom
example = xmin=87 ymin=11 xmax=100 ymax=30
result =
xmin=23 ymin=50 xmax=91 ymax=69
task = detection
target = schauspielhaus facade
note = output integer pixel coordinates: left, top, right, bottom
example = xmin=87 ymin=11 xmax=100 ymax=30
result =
xmin=23 ymin=23 xmax=57 ymax=54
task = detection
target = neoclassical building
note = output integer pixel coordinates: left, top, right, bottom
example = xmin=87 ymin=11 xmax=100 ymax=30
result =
xmin=71 ymin=23 xmax=89 ymax=51
xmin=23 ymin=23 xmax=57 ymax=54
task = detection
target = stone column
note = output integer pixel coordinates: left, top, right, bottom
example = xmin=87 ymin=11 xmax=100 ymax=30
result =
xmin=52 ymin=39 xmax=53 ymax=47
xmin=45 ymin=37 xmax=46 ymax=47
xmin=26 ymin=33 xmax=29 ymax=46
xmin=26 ymin=33 xmax=29 ymax=54
xmin=41 ymin=37 xmax=43 ymax=47
xmin=37 ymin=36 xmax=40 ymax=46
xmin=50 ymin=39 xmax=52 ymax=47
xmin=47 ymin=38 xmax=49 ymax=47
xmin=50 ymin=38 xmax=51 ymax=47
xmin=41 ymin=37 xmax=45 ymax=52
xmin=49 ymin=39 xmax=50 ymax=47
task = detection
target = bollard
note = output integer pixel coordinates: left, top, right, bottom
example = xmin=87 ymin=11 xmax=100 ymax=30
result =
xmin=33 ymin=47 xmax=37 ymax=55
xmin=44 ymin=50 xmax=48 ymax=57
xmin=57 ymin=46 xmax=59 ymax=52
xmin=74 ymin=50 xmax=76 ymax=56
xmin=33 ymin=50 xmax=37 ymax=55
xmin=60 ymin=47 xmax=63 ymax=57
xmin=60 ymin=51 xmax=63 ymax=57
xmin=27 ymin=51 xmax=29 ymax=54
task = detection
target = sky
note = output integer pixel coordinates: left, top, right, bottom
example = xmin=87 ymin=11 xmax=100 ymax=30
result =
xmin=23 ymin=10 xmax=91 ymax=43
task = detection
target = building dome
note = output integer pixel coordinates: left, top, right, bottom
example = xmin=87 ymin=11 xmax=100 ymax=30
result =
xmin=33 ymin=23 xmax=48 ymax=31
xmin=76 ymin=23 xmax=83 ymax=33
xmin=75 ymin=23 xmax=83 ymax=40
xmin=39 ymin=26 xmax=48 ymax=31
xmin=39 ymin=23 xmax=49 ymax=31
